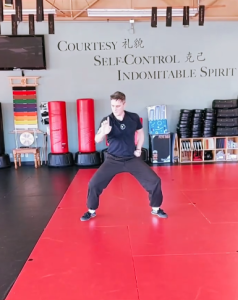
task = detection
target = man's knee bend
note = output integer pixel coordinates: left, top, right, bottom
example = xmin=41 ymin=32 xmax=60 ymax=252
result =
xmin=88 ymin=177 xmax=101 ymax=191
xmin=88 ymin=179 xmax=96 ymax=190
xmin=155 ymin=176 xmax=161 ymax=187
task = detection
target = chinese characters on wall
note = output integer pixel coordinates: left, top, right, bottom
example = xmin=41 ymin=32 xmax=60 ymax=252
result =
xmin=57 ymin=38 xmax=237 ymax=81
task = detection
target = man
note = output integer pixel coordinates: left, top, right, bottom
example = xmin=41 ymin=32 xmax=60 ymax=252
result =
xmin=80 ymin=91 xmax=168 ymax=221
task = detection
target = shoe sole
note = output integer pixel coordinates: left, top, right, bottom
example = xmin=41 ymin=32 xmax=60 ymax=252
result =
xmin=80 ymin=215 xmax=96 ymax=222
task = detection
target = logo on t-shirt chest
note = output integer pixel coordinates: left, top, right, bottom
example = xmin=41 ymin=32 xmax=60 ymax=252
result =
xmin=120 ymin=124 xmax=126 ymax=130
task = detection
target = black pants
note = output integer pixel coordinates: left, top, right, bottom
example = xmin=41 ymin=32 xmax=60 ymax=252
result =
xmin=87 ymin=154 xmax=163 ymax=210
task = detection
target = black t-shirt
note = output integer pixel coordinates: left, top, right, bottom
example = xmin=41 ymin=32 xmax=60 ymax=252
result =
xmin=98 ymin=111 xmax=143 ymax=157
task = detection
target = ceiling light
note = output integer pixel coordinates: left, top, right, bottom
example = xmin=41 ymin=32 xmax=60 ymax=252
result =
xmin=87 ymin=8 xmax=198 ymax=18
xmin=3 ymin=8 xmax=56 ymax=16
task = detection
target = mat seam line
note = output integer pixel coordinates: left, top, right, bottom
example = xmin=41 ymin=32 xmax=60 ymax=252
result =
xmin=127 ymin=225 xmax=140 ymax=300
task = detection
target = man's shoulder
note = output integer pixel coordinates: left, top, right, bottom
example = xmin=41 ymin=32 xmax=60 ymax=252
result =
xmin=125 ymin=111 xmax=140 ymax=119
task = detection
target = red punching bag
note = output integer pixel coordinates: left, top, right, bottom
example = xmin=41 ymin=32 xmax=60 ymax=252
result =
xmin=48 ymin=101 xmax=69 ymax=154
xmin=105 ymin=135 xmax=109 ymax=146
xmin=75 ymin=98 xmax=100 ymax=166
xmin=77 ymin=99 xmax=95 ymax=153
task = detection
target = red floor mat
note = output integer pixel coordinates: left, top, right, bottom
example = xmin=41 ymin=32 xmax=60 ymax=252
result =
xmin=134 ymin=253 xmax=238 ymax=300
xmin=5 ymin=164 xmax=238 ymax=300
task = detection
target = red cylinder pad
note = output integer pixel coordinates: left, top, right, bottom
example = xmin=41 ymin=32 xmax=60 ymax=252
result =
xmin=48 ymin=101 xmax=69 ymax=154
xmin=77 ymin=99 xmax=96 ymax=153
xmin=105 ymin=135 xmax=109 ymax=146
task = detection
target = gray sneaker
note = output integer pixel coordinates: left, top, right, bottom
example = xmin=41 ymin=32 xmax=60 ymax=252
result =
xmin=80 ymin=211 xmax=96 ymax=221
xmin=151 ymin=208 xmax=168 ymax=218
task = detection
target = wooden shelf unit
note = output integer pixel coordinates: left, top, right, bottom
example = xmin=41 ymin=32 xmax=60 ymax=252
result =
xmin=179 ymin=136 xmax=238 ymax=163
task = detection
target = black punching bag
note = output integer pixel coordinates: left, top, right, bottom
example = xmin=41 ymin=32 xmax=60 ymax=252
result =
xmin=0 ymin=103 xmax=11 ymax=168
xmin=0 ymin=102 xmax=5 ymax=155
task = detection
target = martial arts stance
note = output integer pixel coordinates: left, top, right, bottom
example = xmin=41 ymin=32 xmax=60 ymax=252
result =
xmin=80 ymin=91 xmax=168 ymax=221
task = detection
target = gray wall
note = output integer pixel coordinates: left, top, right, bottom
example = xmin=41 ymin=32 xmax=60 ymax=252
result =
xmin=0 ymin=20 xmax=238 ymax=161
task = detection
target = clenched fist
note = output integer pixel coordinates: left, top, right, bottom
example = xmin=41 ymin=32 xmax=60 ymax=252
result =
xmin=134 ymin=149 xmax=141 ymax=157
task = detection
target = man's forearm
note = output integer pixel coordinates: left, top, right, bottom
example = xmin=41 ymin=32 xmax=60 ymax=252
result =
xmin=95 ymin=129 xmax=106 ymax=143
xmin=136 ymin=130 xmax=144 ymax=150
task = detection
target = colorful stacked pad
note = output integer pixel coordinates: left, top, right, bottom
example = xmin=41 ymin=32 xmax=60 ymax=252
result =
xmin=13 ymin=87 xmax=38 ymax=129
